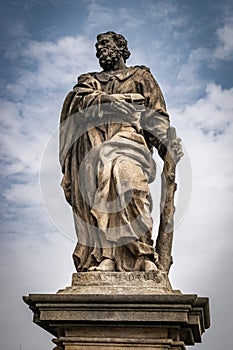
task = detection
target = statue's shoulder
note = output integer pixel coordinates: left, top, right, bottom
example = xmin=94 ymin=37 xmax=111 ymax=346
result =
xmin=134 ymin=65 xmax=151 ymax=73
xmin=77 ymin=72 xmax=97 ymax=83
xmin=131 ymin=65 xmax=154 ymax=80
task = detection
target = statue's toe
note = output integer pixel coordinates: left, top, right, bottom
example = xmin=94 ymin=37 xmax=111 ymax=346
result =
xmin=88 ymin=265 xmax=98 ymax=271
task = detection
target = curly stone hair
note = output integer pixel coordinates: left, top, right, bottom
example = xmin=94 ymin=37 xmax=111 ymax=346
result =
xmin=96 ymin=31 xmax=131 ymax=62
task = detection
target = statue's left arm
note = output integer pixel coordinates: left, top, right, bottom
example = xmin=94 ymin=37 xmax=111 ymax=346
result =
xmin=140 ymin=69 xmax=170 ymax=158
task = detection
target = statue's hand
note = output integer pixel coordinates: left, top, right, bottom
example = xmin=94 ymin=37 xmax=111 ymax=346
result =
xmin=159 ymin=137 xmax=183 ymax=163
xmin=100 ymin=93 xmax=125 ymax=104
xmin=101 ymin=93 xmax=142 ymax=115
xmin=159 ymin=127 xmax=183 ymax=163
xmin=123 ymin=93 xmax=145 ymax=105
xmin=172 ymin=138 xmax=183 ymax=163
xmin=105 ymin=93 xmax=145 ymax=105
xmin=165 ymin=137 xmax=183 ymax=163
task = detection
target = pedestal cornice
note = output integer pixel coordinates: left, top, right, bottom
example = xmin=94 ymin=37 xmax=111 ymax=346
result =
xmin=23 ymin=285 xmax=210 ymax=349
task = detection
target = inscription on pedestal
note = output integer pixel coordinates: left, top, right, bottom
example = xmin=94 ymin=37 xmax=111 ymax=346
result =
xmin=73 ymin=271 xmax=163 ymax=284
xmin=57 ymin=271 xmax=176 ymax=295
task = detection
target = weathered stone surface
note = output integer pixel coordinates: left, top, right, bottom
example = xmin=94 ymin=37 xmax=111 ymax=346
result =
xmin=57 ymin=271 xmax=176 ymax=294
xmin=23 ymin=293 xmax=210 ymax=350
xmin=59 ymin=30 xmax=183 ymax=273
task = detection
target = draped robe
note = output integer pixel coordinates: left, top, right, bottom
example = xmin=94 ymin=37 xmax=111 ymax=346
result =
xmin=59 ymin=65 xmax=170 ymax=271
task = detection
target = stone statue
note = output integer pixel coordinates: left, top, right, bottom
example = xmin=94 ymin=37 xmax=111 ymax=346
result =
xmin=59 ymin=31 xmax=183 ymax=273
xmin=25 ymin=34 xmax=210 ymax=350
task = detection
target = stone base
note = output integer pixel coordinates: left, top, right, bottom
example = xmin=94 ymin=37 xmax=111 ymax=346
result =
xmin=58 ymin=271 xmax=176 ymax=295
xmin=23 ymin=273 xmax=210 ymax=350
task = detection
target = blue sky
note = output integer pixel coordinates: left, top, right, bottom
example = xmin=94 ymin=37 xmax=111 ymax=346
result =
xmin=0 ymin=0 xmax=233 ymax=349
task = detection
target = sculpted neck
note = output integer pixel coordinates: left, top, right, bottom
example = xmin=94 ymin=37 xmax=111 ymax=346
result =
xmin=104 ymin=56 xmax=127 ymax=73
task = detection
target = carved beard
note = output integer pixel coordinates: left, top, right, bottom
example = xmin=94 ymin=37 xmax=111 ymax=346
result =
xmin=97 ymin=47 xmax=122 ymax=70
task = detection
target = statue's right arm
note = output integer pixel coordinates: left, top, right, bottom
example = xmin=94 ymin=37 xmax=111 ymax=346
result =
xmin=68 ymin=73 xmax=105 ymax=117
xmin=65 ymin=73 xmax=138 ymax=119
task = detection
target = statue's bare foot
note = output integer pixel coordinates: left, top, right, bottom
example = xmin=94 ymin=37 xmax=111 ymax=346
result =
xmin=94 ymin=259 xmax=115 ymax=272
xmin=144 ymin=260 xmax=158 ymax=272
xmin=134 ymin=256 xmax=158 ymax=272
xmin=88 ymin=265 xmax=98 ymax=271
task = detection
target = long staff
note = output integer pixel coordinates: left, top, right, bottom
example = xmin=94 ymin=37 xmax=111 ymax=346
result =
xmin=156 ymin=126 xmax=178 ymax=273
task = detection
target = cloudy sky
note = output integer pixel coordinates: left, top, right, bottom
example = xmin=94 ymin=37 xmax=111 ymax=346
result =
xmin=0 ymin=0 xmax=233 ymax=349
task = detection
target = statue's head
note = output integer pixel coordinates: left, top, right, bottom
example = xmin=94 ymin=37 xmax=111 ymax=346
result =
xmin=96 ymin=31 xmax=131 ymax=70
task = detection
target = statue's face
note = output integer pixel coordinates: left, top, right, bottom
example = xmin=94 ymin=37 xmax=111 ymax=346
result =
xmin=96 ymin=35 xmax=122 ymax=70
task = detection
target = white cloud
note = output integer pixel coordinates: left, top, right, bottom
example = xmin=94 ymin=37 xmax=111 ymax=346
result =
xmin=6 ymin=35 xmax=97 ymax=100
xmin=168 ymin=85 xmax=233 ymax=350
xmin=0 ymin=99 xmax=48 ymax=177
xmin=0 ymin=33 xmax=99 ymax=249
xmin=176 ymin=83 xmax=233 ymax=133
xmin=161 ymin=16 xmax=233 ymax=107
xmin=1 ymin=33 xmax=99 ymax=180
xmin=169 ymin=83 xmax=233 ymax=291
xmin=0 ymin=230 xmax=74 ymax=350
xmin=214 ymin=20 xmax=233 ymax=60
xmin=3 ymin=181 xmax=41 ymax=205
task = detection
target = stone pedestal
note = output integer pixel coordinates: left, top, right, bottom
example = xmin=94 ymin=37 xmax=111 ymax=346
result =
xmin=23 ymin=272 xmax=210 ymax=350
